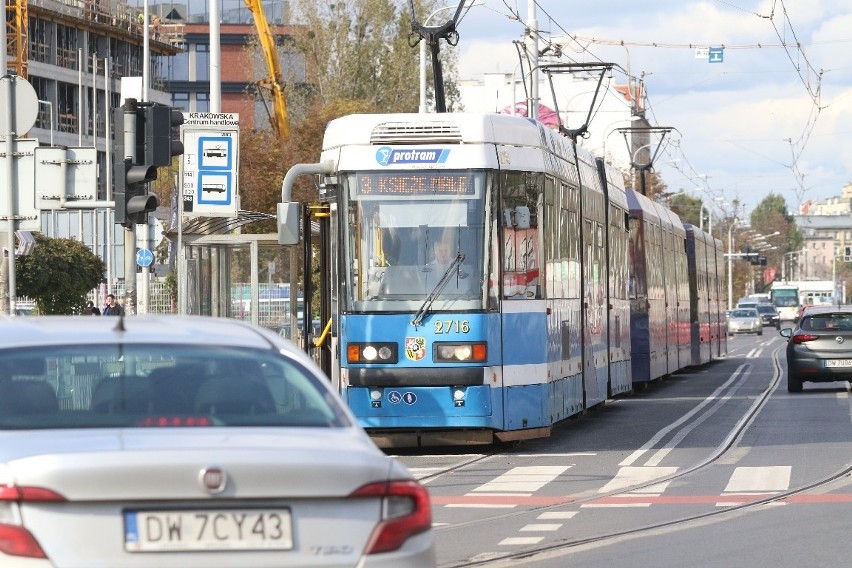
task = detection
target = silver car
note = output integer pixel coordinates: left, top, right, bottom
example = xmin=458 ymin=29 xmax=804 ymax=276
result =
xmin=727 ymin=307 xmax=763 ymax=336
xmin=0 ymin=315 xmax=435 ymax=567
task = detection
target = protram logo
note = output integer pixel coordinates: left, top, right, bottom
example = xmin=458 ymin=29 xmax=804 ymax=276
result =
xmin=375 ymin=146 xmax=449 ymax=166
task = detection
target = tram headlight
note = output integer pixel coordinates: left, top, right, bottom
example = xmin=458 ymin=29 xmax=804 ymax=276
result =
xmin=347 ymin=342 xmax=398 ymax=364
xmin=433 ymin=342 xmax=487 ymax=363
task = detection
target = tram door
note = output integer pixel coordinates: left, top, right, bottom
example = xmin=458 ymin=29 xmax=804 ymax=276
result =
xmin=306 ymin=204 xmax=336 ymax=383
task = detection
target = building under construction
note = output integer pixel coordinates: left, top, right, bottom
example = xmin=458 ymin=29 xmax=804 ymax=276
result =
xmin=5 ymin=0 xmax=184 ymax=197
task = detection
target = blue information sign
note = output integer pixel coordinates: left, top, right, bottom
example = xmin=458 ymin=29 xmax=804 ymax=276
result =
xmin=709 ymin=47 xmax=724 ymax=63
xmin=136 ymin=248 xmax=154 ymax=267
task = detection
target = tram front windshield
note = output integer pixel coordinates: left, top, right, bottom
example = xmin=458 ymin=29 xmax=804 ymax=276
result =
xmin=342 ymin=170 xmax=488 ymax=313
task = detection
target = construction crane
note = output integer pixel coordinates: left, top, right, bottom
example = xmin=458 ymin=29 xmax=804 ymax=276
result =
xmin=244 ymin=0 xmax=289 ymax=140
xmin=6 ymin=0 xmax=29 ymax=78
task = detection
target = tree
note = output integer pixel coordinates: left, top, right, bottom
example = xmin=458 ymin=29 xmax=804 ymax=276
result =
xmin=288 ymin=0 xmax=459 ymax=114
xmin=749 ymin=193 xmax=801 ymax=286
xmin=623 ymin=168 xmax=667 ymax=200
xmin=16 ymin=233 xmax=106 ymax=314
xmin=665 ymin=192 xmax=703 ymax=228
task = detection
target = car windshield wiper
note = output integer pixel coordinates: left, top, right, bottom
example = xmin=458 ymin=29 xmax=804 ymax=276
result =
xmin=411 ymin=253 xmax=465 ymax=328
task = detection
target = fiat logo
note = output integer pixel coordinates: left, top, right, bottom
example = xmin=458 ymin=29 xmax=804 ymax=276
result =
xmin=199 ymin=467 xmax=227 ymax=494
xmin=836 ymin=336 xmax=844 ymax=344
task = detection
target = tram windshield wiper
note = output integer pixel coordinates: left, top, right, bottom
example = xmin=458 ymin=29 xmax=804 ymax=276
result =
xmin=411 ymin=253 xmax=465 ymax=328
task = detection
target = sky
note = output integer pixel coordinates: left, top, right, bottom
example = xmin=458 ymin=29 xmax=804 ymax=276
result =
xmin=443 ymin=0 xmax=852 ymax=219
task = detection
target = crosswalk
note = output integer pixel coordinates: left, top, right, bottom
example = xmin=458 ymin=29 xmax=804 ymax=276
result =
xmin=417 ymin=464 xmax=802 ymax=510
xmin=425 ymin=463 xmax=828 ymax=553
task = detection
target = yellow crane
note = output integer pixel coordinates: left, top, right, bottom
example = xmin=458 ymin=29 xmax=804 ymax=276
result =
xmin=244 ymin=0 xmax=289 ymax=140
xmin=6 ymin=0 xmax=29 ymax=78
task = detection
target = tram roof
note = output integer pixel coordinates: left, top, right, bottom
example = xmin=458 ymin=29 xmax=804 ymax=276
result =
xmin=322 ymin=112 xmax=584 ymax=155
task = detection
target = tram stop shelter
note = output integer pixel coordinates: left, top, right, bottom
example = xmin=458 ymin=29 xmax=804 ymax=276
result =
xmin=165 ymin=211 xmax=306 ymax=342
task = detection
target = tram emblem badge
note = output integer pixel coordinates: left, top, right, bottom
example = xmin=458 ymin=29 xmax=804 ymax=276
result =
xmin=404 ymin=337 xmax=427 ymax=361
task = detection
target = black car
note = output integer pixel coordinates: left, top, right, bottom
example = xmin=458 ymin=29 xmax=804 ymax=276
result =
xmin=780 ymin=306 xmax=852 ymax=392
xmin=756 ymin=302 xmax=780 ymax=328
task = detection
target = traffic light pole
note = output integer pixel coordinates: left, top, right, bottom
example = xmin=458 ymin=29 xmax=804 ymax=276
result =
xmin=121 ymin=104 xmax=138 ymax=316
xmin=113 ymin=99 xmax=184 ymax=315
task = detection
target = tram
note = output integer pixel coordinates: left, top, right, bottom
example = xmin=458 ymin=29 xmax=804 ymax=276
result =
xmin=278 ymin=112 xmax=726 ymax=447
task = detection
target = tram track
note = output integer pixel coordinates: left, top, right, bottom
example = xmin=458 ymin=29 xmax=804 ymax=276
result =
xmin=434 ymin=343 xmax=852 ymax=567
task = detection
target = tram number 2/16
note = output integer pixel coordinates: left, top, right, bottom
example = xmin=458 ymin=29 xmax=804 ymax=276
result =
xmin=434 ymin=320 xmax=470 ymax=334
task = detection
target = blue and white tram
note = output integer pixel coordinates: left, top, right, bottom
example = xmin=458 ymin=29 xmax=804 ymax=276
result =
xmin=684 ymin=225 xmax=727 ymax=365
xmin=294 ymin=112 xmax=724 ymax=447
xmin=627 ymin=191 xmax=690 ymax=382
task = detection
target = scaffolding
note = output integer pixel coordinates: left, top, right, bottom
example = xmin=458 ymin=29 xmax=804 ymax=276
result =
xmin=7 ymin=0 xmax=185 ymax=79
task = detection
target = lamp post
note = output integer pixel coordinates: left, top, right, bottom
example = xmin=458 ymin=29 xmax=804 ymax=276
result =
xmin=682 ymin=188 xmax=712 ymax=236
xmin=727 ymin=219 xmax=739 ymax=310
xmin=419 ymin=0 xmax=482 ymax=113
xmin=783 ymin=250 xmax=801 ymax=281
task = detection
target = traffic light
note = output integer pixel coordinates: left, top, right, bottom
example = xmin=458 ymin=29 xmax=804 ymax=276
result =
xmin=138 ymin=103 xmax=184 ymax=167
xmin=113 ymin=100 xmax=156 ymax=226
xmin=113 ymin=100 xmax=185 ymax=227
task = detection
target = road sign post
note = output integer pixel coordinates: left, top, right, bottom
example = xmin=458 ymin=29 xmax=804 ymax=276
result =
xmin=137 ymin=247 xmax=154 ymax=315
xmin=175 ymin=113 xmax=239 ymax=316
xmin=179 ymin=113 xmax=240 ymax=218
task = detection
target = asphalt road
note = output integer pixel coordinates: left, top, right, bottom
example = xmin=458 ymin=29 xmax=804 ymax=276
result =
xmin=393 ymin=330 xmax=852 ymax=567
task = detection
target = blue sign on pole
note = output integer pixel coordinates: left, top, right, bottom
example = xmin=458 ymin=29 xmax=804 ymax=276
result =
xmin=136 ymin=248 xmax=154 ymax=267
xmin=709 ymin=47 xmax=724 ymax=63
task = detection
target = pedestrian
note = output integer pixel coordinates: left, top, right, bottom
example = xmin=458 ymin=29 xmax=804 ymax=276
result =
xmin=103 ymin=294 xmax=123 ymax=316
xmin=83 ymin=300 xmax=101 ymax=316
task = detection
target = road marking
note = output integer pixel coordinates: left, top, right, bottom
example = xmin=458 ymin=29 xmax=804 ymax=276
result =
xmin=724 ymin=466 xmax=791 ymax=492
xmin=537 ymin=511 xmax=577 ymax=520
xmin=520 ymin=523 xmax=562 ymax=532
xmin=598 ymin=466 xmax=678 ymax=493
xmin=620 ymin=364 xmax=749 ymax=467
xmin=499 ymin=537 xmax=544 ymax=546
xmin=471 ymin=466 xmax=570 ymax=494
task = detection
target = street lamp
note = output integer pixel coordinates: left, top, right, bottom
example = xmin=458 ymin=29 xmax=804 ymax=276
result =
xmin=419 ymin=0 xmax=483 ymax=113
xmin=783 ymin=250 xmax=802 ymax=281
xmin=682 ymin=187 xmax=713 ymax=236
xmin=727 ymin=219 xmax=739 ymax=310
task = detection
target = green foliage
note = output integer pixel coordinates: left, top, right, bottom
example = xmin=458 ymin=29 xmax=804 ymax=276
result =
xmin=666 ymin=192 xmax=704 ymax=228
xmin=750 ymin=192 xmax=801 ymax=253
xmin=164 ymin=272 xmax=178 ymax=305
xmin=289 ymin=0 xmax=456 ymax=114
xmin=16 ymin=233 xmax=106 ymax=314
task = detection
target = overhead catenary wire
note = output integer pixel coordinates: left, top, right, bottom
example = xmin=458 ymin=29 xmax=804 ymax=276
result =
xmin=479 ymin=0 xmax=834 ymax=206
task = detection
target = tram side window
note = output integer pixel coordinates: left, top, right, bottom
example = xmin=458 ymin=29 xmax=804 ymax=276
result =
xmin=500 ymin=171 xmax=542 ymax=300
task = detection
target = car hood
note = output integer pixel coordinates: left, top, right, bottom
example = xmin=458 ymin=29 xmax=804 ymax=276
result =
xmin=0 ymin=428 xmax=407 ymax=500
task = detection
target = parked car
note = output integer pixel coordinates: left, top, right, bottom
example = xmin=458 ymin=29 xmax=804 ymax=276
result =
xmin=727 ymin=307 xmax=763 ymax=336
xmin=755 ymin=303 xmax=780 ymax=328
xmin=780 ymin=305 xmax=852 ymax=392
xmin=0 ymin=315 xmax=435 ymax=567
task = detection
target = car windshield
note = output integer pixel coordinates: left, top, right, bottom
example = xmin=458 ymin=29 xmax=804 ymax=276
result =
xmin=756 ymin=305 xmax=777 ymax=314
xmin=0 ymin=344 xmax=351 ymax=430
xmin=731 ymin=309 xmax=757 ymax=318
xmin=801 ymin=314 xmax=852 ymax=332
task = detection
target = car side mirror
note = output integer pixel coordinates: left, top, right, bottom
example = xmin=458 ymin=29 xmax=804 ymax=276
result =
xmin=779 ymin=328 xmax=792 ymax=338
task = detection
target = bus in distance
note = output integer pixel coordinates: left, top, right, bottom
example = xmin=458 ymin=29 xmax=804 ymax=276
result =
xmin=770 ymin=283 xmax=800 ymax=322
